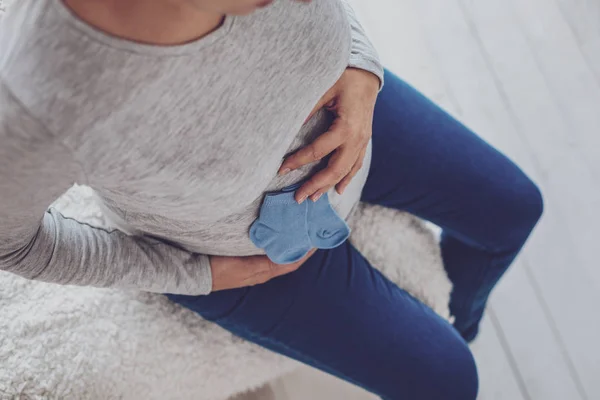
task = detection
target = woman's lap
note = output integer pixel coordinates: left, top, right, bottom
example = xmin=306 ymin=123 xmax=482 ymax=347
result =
xmin=166 ymin=69 xmax=543 ymax=399
xmin=167 ymin=243 xmax=478 ymax=400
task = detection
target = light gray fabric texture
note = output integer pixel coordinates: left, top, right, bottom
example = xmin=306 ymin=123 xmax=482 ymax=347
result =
xmin=0 ymin=0 xmax=383 ymax=295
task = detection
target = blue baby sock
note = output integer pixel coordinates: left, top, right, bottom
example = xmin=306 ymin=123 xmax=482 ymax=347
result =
xmin=306 ymin=192 xmax=351 ymax=249
xmin=249 ymin=191 xmax=312 ymax=264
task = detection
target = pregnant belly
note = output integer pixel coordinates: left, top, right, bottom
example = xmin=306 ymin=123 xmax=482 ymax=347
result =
xmin=101 ymin=109 xmax=372 ymax=256
xmin=168 ymin=139 xmax=372 ymax=257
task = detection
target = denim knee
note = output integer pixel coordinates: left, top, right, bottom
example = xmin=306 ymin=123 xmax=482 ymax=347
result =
xmin=384 ymin=336 xmax=479 ymax=400
xmin=433 ymin=340 xmax=479 ymax=400
xmin=502 ymin=176 xmax=544 ymax=251
xmin=482 ymin=173 xmax=544 ymax=254
xmin=457 ymin=344 xmax=479 ymax=400
xmin=518 ymin=178 xmax=544 ymax=229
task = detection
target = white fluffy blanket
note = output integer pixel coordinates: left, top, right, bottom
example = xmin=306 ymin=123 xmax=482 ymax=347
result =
xmin=0 ymin=185 xmax=452 ymax=400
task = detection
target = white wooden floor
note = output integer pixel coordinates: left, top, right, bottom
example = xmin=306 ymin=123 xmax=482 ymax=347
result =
xmin=268 ymin=0 xmax=600 ymax=399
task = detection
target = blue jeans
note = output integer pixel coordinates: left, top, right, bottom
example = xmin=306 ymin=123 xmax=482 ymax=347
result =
xmin=166 ymin=70 xmax=543 ymax=400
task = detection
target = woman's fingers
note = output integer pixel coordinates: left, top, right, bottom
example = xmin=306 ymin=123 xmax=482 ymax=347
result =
xmin=295 ymin=145 xmax=359 ymax=203
xmin=335 ymin=147 xmax=366 ymax=195
xmin=306 ymin=150 xmax=361 ymax=202
xmin=280 ymin=108 xmax=371 ymax=202
xmin=244 ymin=251 xmax=315 ymax=286
xmin=278 ymin=122 xmax=345 ymax=175
xmin=276 ymin=68 xmax=378 ymax=203
xmin=211 ymin=250 xmax=317 ymax=291
xmin=302 ymin=141 xmax=368 ymax=201
xmin=298 ymin=133 xmax=369 ymax=202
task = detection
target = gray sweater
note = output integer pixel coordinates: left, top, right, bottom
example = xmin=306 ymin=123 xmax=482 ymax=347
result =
xmin=0 ymin=0 xmax=383 ymax=295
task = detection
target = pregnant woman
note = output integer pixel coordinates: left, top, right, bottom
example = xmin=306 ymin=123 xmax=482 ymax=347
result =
xmin=0 ymin=0 xmax=543 ymax=398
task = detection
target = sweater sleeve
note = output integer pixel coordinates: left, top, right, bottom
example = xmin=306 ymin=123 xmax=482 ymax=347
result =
xmin=0 ymin=83 xmax=213 ymax=295
xmin=340 ymin=0 xmax=385 ymax=88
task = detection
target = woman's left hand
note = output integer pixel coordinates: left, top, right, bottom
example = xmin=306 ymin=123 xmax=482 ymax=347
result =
xmin=278 ymin=68 xmax=380 ymax=203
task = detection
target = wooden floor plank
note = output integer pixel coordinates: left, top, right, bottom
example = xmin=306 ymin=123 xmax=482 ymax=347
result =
xmin=471 ymin=313 xmax=528 ymax=400
xmin=518 ymin=198 xmax=600 ymax=400
xmin=490 ymin=261 xmax=586 ymax=399
xmin=350 ymin=0 xmax=461 ymax=112
xmin=508 ymin=0 xmax=600 ymax=181
xmin=553 ymin=0 xmax=600 ymax=81
xmin=459 ymin=0 xmax=588 ymax=172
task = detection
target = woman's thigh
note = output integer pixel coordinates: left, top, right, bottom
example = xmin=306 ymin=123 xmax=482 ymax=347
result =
xmin=167 ymin=242 xmax=478 ymax=400
xmin=362 ymin=69 xmax=543 ymax=253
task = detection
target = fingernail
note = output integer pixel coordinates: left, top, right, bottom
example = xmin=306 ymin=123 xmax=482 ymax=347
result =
xmin=279 ymin=168 xmax=291 ymax=176
xmin=313 ymin=193 xmax=323 ymax=202
xmin=297 ymin=195 xmax=307 ymax=204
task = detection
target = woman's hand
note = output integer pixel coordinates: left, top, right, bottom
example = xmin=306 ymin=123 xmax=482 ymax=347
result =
xmin=210 ymin=249 xmax=316 ymax=291
xmin=278 ymin=68 xmax=380 ymax=203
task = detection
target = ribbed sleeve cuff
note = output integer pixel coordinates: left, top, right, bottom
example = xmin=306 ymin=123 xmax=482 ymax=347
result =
xmin=192 ymin=254 xmax=213 ymax=295
xmin=348 ymin=55 xmax=385 ymax=91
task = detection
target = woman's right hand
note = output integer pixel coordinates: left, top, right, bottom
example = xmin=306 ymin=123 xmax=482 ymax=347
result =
xmin=210 ymin=249 xmax=316 ymax=291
